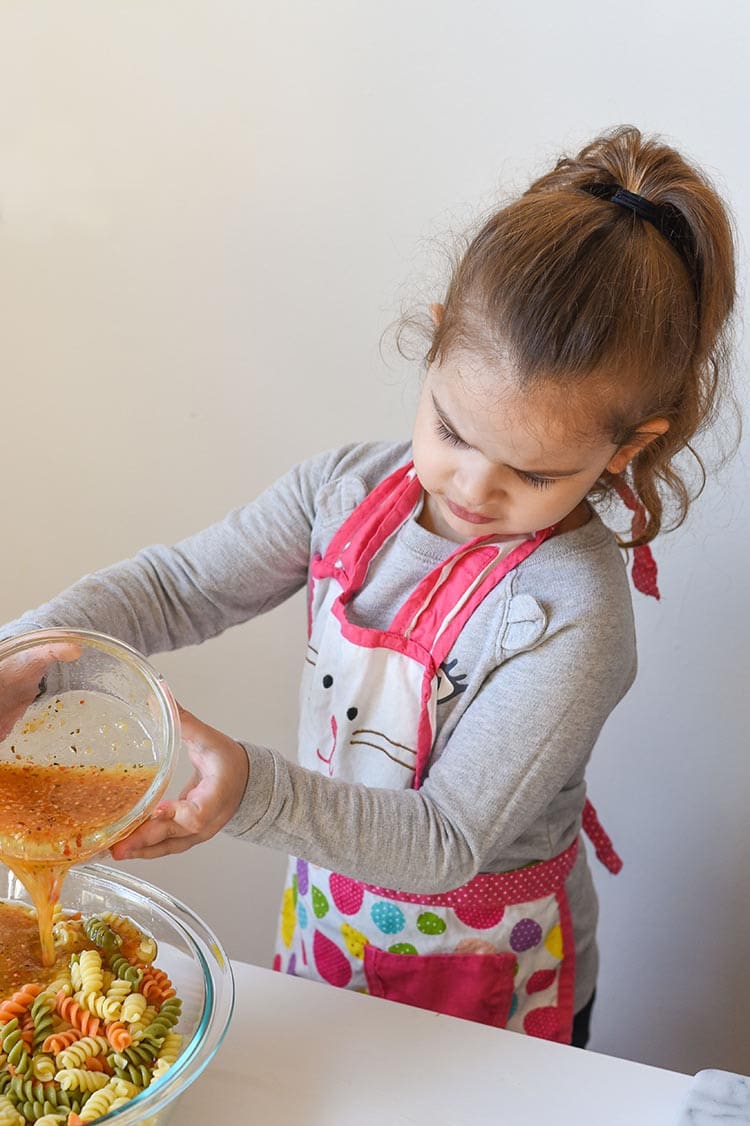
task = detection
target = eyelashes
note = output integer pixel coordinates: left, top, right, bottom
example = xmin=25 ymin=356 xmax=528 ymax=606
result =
xmin=432 ymin=420 xmax=554 ymax=489
xmin=434 ymin=419 xmax=467 ymax=448
xmin=516 ymin=471 xmax=554 ymax=490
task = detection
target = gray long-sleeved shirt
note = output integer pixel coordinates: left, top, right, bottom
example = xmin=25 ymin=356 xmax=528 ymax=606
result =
xmin=2 ymin=441 xmax=637 ymax=1009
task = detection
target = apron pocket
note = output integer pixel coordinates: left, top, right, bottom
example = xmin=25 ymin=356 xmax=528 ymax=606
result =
xmin=363 ymin=945 xmax=516 ymax=1028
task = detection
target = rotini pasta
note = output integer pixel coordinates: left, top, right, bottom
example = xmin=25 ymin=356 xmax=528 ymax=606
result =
xmin=56 ymin=1037 xmax=110 ymax=1071
xmin=0 ymin=1092 xmax=23 ymax=1126
xmin=104 ymin=1022 xmax=131 ymax=1051
xmin=139 ymin=967 xmax=175 ymax=1005
xmin=0 ymin=909 xmax=186 ymax=1125
xmin=82 ymin=919 xmax=122 ymax=956
xmin=0 ymin=985 xmax=44 ymax=1026
xmin=119 ymin=992 xmax=146 ymax=1025
xmin=0 ymin=1021 xmax=29 ymax=1077
xmin=99 ymin=915 xmax=156 ymax=965
xmin=77 ymin=952 xmax=103 ymax=998
xmin=54 ymin=1070 xmax=110 ymax=1095
xmin=29 ymin=1054 xmax=55 ymax=1082
xmin=30 ymin=993 xmax=56 ymax=1054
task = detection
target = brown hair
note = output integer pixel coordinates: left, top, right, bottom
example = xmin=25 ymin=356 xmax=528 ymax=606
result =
xmin=421 ymin=125 xmax=738 ymax=545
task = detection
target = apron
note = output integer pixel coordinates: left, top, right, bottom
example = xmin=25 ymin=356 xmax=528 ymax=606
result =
xmin=273 ymin=461 xmax=621 ymax=1044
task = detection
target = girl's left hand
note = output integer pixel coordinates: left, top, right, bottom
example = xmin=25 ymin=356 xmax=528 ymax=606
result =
xmin=110 ymin=705 xmax=250 ymax=860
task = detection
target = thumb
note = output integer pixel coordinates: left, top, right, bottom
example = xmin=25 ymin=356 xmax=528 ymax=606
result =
xmin=177 ymin=703 xmax=218 ymax=754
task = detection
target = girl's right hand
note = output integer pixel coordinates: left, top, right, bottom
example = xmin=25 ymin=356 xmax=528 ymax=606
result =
xmin=110 ymin=705 xmax=250 ymax=860
xmin=0 ymin=640 xmax=81 ymax=742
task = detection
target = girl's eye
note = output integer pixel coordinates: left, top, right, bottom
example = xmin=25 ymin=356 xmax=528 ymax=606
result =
xmin=517 ymin=471 xmax=554 ymax=490
xmin=435 ymin=420 xmax=468 ymax=448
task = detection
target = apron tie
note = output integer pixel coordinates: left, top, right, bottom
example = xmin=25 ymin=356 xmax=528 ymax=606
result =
xmin=582 ymin=798 xmax=623 ymax=874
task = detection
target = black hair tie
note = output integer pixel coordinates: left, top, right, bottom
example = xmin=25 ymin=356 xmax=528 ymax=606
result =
xmin=581 ymin=182 xmax=701 ymax=308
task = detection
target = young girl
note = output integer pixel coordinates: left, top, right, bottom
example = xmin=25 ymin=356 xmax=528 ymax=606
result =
xmin=1 ymin=126 xmax=736 ymax=1048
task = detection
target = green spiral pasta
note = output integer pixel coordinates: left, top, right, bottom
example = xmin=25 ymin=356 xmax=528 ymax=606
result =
xmin=83 ymin=917 xmax=123 ymax=955
xmin=7 ymin=1076 xmax=80 ymax=1116
xmin=136 ymin=997 xmax=182 ymax=1051
xmin=108 ymin=1058 xmax=152 ymax=1088
xmin=30 ymin=993 xmax=56 ymax=1052
xmin=0 ymin=1022 xmax=29 ymax=1077
xmin=107 ymin=956 xmax=142 ymax=989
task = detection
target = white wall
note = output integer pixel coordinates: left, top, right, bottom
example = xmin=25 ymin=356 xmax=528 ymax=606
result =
xmin=1 ymin=0 xmax=747 ymax=1076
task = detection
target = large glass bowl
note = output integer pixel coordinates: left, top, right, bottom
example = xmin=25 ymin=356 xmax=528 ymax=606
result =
xmin=0 ymin=861 xmax=235 ymax=1126
xmin=0 ymin=628 xmax=180 ymax=862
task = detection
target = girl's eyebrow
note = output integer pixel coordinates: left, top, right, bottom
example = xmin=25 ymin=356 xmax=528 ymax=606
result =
xmin=431 ymin=391 xmax=584 ymax=478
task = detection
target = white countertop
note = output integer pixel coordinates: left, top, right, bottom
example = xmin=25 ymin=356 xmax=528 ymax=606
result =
xmin=177 ymin=960 xmax=693 ymax=1125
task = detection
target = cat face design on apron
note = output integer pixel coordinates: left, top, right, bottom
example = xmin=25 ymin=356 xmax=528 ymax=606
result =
xmin=275 ymin=462 xmax=621 ymax=1044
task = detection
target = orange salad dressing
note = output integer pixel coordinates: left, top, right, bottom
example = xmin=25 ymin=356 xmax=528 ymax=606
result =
xmin=0 ymin=900 xmax=69 ymax=996
xmin=0 ymin=761 xmax=155 ymax=966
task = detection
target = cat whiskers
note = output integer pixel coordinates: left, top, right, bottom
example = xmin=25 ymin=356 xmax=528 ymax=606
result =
xmin=349 ymin=728 xmax=416 ymax=771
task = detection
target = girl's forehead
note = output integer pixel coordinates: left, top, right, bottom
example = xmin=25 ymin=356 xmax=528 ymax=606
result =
xmin=431 ymin=357 xmax=613 ymax=456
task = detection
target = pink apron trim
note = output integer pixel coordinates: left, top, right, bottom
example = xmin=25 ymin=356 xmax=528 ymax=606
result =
xmin=520 ymin=887 xmax=576 ymax=1044
xmin=554 ymin=887 xmax=576 ymax=1043
xmin=414 ymin=668 xmax=436 ymax=787
xmin=427 ymin=528 xmax=554 ymax=672
xmin=330 ymin=598 xmax=435 ymax=666
xmin=313 ymin=465 xmax=422 ymax=590
xmin=359 ymin=836 xmax=579 ymax=920
xmin=389 ymin=543 xmax=502 ymax=637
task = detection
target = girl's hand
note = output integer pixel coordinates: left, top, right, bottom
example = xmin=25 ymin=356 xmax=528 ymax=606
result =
xmin=0 ymin=641 xmax=82 ymax=742
xmin=110 ymin=706 xmax=250 ymax=860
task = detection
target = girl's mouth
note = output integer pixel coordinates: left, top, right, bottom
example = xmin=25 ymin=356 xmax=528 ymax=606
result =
xmin=445 ymin=498 xmax=496 ymax=524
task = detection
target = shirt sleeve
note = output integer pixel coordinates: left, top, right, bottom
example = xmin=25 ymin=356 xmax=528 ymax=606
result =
xmin=224 ymin=604 xmax=636 ymax=893
xmin=0 ymin=450 xmax=343 ymax=656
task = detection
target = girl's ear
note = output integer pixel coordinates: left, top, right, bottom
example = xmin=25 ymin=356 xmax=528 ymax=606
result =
xmin=607 ymin=418 xmax=670 ymax=475
xmin=429 ymin=303 xmax=445 ymax=327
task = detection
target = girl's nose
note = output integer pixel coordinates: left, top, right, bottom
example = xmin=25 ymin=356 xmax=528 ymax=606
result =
xmin=456 ymin=461 xmax=502 ymax=508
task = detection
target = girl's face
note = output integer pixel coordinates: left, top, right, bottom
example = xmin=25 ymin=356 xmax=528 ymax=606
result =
xmin=412 ymin=354 xmax=628 ymax=543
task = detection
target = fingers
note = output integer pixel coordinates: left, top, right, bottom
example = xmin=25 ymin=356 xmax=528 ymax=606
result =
xmin=110 ymin=704 xmax=250 ymax=862
xmin=0 ymin=641 xmax=84 ymax=741
xmin=7 ymin=642 xmax=83 ymax=683
xmin=110 ymin=798 xmax=208 ymax=859
xmin=114 ymin=835 xmax=201 ymax=860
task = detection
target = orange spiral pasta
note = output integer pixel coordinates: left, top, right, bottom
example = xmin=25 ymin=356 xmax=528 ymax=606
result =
xmin=54 ymin=993 xmax=101 ymax=1038
xmin=104 ymin=1022 xmax=131 ymax=1051
xmin=19 ymin=1011 xmax=35 ymax=1050
xmin=84 ymin=1055 xmax=111 ymax=1073
xmin=138 ymin=968 xmax=175 ymax=1004
xmin=0 ymin=983 xmax=44 ymax=1024
xmin=41 ymin=1028 xmax=81 ymax=1054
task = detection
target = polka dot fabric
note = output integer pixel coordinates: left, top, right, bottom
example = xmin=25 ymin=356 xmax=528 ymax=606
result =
xmin=274 ymin=854 xmax=576 ymax=1043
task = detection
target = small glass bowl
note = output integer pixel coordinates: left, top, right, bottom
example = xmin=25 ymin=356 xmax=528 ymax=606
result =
xmin=0 ymin=861 xmax=235 ymax=1126
xmin=0 ymin=628 xmax=180 ymax=862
